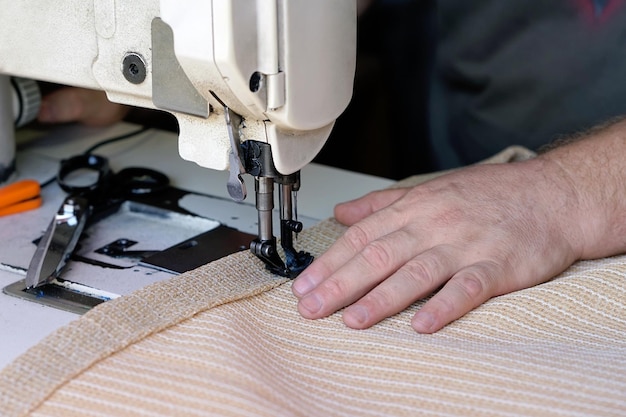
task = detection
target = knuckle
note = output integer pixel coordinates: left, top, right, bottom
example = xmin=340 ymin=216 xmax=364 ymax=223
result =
xmin=360 ymin=240 xmax=395 ymax=271
xmin=399 ymin=248 xmax=453 ymax=292
xmin=341 ymin=224 xmax=371 ymax=253
xmin=402 ymin=259 xmax=438 ymax=289
xmin=453 ymin=270 xmax=488 ymax=300
xmin=385 ymin=201 xmax=408 ymax=220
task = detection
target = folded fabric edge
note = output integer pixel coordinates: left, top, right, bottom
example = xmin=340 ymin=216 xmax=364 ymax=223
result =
xmin=0 ymin=249 xmax=288 ymax=417
xmin=392 ymin=145 xmax=536 ymax=189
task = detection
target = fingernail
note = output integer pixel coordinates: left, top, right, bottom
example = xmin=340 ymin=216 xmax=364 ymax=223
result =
xmin=345 ymin=305 xmax=369 ymax=326
xmin=292 ymin=274 xmax=315 ymax=296
xmin=412 ymin=311 xmax=435 ymax=333
xmin=299 ymin=293 xmax=322 ymax=315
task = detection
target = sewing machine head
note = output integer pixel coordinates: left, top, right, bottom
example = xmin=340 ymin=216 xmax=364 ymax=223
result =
xmin=0 ymin=0 xmax=357 ymax=277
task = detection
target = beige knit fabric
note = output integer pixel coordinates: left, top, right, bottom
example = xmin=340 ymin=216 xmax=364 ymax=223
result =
xmin=2 ymin=147 xmax=625 ymax=416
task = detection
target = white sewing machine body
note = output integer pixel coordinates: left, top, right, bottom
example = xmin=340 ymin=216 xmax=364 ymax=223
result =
xmin=0 ymin=0 xmax=356 ymax=175
xmin=0 ymin=0 xmax=357 ymax=278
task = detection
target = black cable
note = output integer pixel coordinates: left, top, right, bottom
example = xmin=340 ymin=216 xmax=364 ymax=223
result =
xmin=83 ymin=126 xmax=150 ymax=154
xmin=39 ymin=175 xmax=57 ymax=188
xmin=40 ymin=126 xmax=151 ymax=188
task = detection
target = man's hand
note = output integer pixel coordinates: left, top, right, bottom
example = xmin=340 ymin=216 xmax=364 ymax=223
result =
xmin=38 ymin=87 xmax=130 ymax=127
xmin=292 ymin=154 xmax=595 ymax=333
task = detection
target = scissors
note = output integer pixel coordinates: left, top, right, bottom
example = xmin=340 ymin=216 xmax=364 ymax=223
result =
xmin=25 ymin=153 xmax=169 ymax=289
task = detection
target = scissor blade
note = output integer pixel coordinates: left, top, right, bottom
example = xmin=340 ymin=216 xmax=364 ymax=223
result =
xmin=25 ymin=219 xmax=56 ymax=288
xmin=25 ymin=196 xmax=89 ymax=289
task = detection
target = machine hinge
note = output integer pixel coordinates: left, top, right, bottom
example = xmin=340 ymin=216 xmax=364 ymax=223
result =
xmin=265 ymin=71 xmax=285 ymax=110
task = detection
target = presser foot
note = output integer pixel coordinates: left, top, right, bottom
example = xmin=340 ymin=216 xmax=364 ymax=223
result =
xmin=250 ymin=238 xmax=313 ymax=279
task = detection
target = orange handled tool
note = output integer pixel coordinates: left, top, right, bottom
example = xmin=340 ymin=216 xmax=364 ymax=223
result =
xmin=0 ymin=179 xmax=42 ymax=217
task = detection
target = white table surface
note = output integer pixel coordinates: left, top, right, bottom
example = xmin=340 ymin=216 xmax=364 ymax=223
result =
xmin=0 ymin=123 xmax=393 ymax=370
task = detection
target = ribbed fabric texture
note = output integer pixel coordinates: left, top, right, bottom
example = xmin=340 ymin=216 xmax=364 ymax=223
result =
xmin=2 ymin=147 xmax=625 ymax=416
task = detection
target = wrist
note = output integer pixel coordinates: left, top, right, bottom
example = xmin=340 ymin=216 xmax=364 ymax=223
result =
xmin=536 ymin=121 xmax=626 ymax=260
xmin=529 ymin=155 xmax=587 ymax=260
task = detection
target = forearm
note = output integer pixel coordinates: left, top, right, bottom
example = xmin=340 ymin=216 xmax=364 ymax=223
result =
xmin=537 ymin=118 xmax=626 ymax=260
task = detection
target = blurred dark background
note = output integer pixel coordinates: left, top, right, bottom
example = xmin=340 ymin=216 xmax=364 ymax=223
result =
xmin=315 ymin=0 xmax=436 ymax=179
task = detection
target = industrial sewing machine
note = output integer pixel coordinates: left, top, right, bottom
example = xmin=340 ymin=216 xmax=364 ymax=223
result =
xmin=0 ymin=1 xmax=357 ymax=278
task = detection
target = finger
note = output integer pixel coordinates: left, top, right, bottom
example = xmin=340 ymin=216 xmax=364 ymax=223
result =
xmin=38 ymin=88 xmax=129 ymax=126
xmin=292 ymin=189 xmax=420 ymax=297
xmin=334 ymin=188 xmax=409 ymax=226
xmin=38 ymin=88 xmax=84 ymax=124
xmin=342 ymin=245 xmax=462 ymax=329
xmin=292 ymin=197 xmax=413 ymax=298
xmin=411 ymin=261 xmax=503 ymax=333
xmin=295 ymin=227 xmax=424 ymax=320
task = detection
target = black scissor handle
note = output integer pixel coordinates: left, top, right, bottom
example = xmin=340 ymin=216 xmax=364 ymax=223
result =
xmin=114 ymin=167 xmax=169 ymax=195
xmin=57 ymin=154 xmax=112 ymax=195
